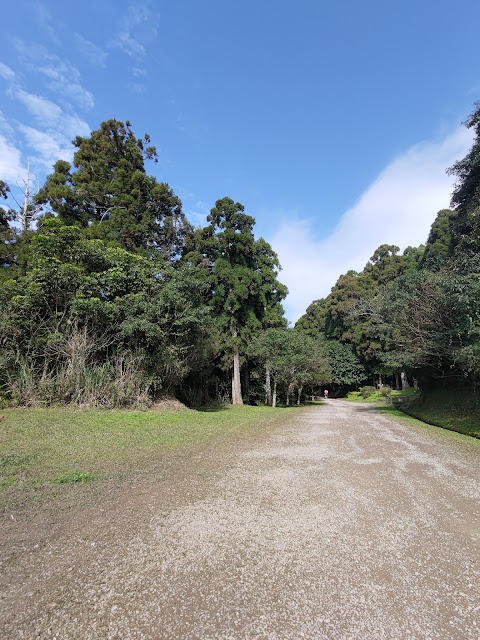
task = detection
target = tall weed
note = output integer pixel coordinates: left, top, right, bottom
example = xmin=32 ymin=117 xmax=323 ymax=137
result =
xmin=6 ymin=355 xmax=151 ymax=408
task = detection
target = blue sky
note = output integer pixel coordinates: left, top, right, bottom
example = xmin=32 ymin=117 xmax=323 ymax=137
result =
xmin=0 ymin=0 xmax=479 ymax=321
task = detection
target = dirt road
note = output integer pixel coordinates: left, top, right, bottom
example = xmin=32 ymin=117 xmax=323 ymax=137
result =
xmin=1 ymin=401 xmax=479 ymax=639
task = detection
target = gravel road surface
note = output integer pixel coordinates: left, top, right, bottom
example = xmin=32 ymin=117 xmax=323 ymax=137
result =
xmin=1 ymin=400 xmax=479 ymax=639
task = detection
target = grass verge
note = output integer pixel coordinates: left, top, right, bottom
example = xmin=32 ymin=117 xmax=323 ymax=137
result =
xmin=345 ymin=387 xmax=480 ymax=439
xmin=401 ymin=388 xmax=480 ymax=439
xmin=0 ymin=404 xmax=292 ymax=513
xmin=344 ymin=388 xmax=417 ymax=403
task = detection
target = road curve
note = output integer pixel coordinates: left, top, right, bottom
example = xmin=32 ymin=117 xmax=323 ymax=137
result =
xmin=2 ymin=400 xmax=480 ymax=639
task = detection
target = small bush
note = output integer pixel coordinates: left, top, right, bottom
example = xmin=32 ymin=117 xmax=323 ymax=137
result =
xmin=346 ymin=391 xmax=361 ymax=400
xmin=380 ymin=386 xmax=392 ymax=397
xmin=360 ymin=386 xmax=376 ymax=399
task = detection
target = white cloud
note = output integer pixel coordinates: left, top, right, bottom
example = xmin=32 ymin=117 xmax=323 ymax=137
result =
xmin=269 ymin=125 xmax=475 ymax=324
xmin=55 ymin=82 xmax=94 ymax=111
xmin=36 ymin=64 xmax=95 ymax=111
xmin=61 ymin=114 xmax=91 ymax=138
xmin=113 ymin=32 xmax=146 ymax=58
xmin=186 ymin=201 xmax=211 ymax=228
xmin=17 ymin=125 xmax=74 ymax=168
xmin=31 ymin=2 xmax=61 ymax=46
xmin=0 ymin=110 xmax=15 ymax=138
xmin=73 ymin=34 xmax=108 ymax=68
xmin=12 ymin=87 xmax=63 ymax=123
xmin=9 ymin=85 xmax=90 ymax=144
xmin=0 ymin=134 xmax=25 ymax=182
xmin=131 ymin=67 xmax=147 ymax=77
xmin=0 ymin=49 xmax=92 ymax=177
xmin=13 ymin=40 xmax=94 ymax=112
xmin=108 ymin=2 xmax=159 ymax=62
xmin=0 ymin=38 xmax=95 ymax=190
xmin=128 ymin=82 xmax=146 ymax=94
xmin=0 ymin=62 xmax=15 ymax=81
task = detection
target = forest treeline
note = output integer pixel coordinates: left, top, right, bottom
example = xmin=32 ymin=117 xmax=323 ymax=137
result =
xmin=1 ymin=105 xmax=480 ymax=408
xmin=297 ymin=104 xmax=480 ymax=396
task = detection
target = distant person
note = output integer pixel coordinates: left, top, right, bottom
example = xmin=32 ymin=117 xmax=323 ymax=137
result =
xmin=324 ymin=389 xmax=328 ymax=399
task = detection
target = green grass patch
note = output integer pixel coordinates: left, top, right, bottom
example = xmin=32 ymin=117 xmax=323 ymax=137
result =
xmin=391 ymin=388 xmax=416 ymax=397
xmin=344 ymin=385 xmax=479 ymax=438
xmin=402 ymin=388 xmax=480 ymax=439
xmin=0 ymin=404 xmax=291 ymax=511
xmin=1 ymin=453 xmax=33 ymax=467
xmin=345 ymin=387 xmax=417 ymax=404
xmin=51 ymin=471 xmax=98 ymax=485
xmin=344 ymin=389 xmax=480 ymax=442
xmin=344 ymin=390 xmax=384 ymax=403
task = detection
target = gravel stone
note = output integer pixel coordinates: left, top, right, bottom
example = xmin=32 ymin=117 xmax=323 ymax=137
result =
xmin=1 ymin=401 xmax=479 ymax=639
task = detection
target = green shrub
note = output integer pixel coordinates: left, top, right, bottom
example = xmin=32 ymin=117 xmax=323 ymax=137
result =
xmin=380 ymin=385 xmax=392 ymax=397
xmin=346 ymin=391 xmax=362 ymax=400
xmin=360 ymin=386 xmax=376 ymax=399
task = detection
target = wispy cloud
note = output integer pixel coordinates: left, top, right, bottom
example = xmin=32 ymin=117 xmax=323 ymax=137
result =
xmin=105 ymin=2 xmax=160 ymax=93
xmin=0 ymin=24 xmax=96 ymax=192
xmin=13 ymin=40 xmax=94 ymax=112
xmin=73 ymin=33 xmax=108 ymax=68
xmin=36 ymin=63 xmax=95 ymax=111
xmin=31 ymin=2 xmax=62 ymax=47
xmin=0 ymin=62 xmax=15 ymax=81
xmin=131 ymin=67 xmax=147 ymax=77
xmin=268 ymin=125 xmax=475 ymax=323
xmin=128 ymin=83 xmax=147 ymax=94
xmin=0 ymin=110 xmax=16 ymax=138
xmin=109 ymin=3 xmax=159 ymax=57
xmin=0 ymin=109 xmax=26 ymax=183
xmin=185 ymin=200 xmax=211 ymax=228
xmin=112 ymin=31 xmax=147 ymax=59
xmin=11 ymin=87 xmax=63 ymax=123
xmin=0 ymin=134 xmax=26 ymax=183
xmin=17 ymin=124 xmax=74 ymax=167
xmin=9 ymin=85 xmax=90 ymax=137
xmin=1 ymin=57 xmax=91 ymax=172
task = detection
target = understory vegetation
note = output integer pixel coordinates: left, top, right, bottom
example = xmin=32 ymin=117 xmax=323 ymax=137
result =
xmin=1 ymin=104 xmax=480 ymax=425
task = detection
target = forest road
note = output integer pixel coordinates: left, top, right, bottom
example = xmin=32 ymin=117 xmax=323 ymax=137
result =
xmin=1 ymin=401 xmax=480 ymax=639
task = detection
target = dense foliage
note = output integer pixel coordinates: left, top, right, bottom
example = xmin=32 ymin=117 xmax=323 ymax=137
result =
xmin=2 ymin=104 xmax=480 ymax=407
xmin=296 ymin=102 xmax=480 ymax=395
xmin=0 ymin=119 xmax=315 ymax=407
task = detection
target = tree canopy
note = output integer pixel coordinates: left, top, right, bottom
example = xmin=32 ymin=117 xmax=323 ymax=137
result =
xmin=2 ymin=102 xmax=480 ymax=407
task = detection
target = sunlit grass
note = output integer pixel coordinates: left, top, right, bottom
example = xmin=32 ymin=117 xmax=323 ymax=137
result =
xmin=0 ymin=405 xmax=290 ymax=511
xmin=403 ymin=389 xmax=480 ymax=439
xmin=344 ymin=386 xmax=480 ymax=439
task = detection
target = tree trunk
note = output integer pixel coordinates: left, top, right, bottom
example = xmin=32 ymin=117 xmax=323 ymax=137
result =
xmin=272 ymin=380 xmax=277 ymax=408
xmin=286 ymin=388 xmax=290 ymax=406
xmin=401 ymin=371 xmax=410 ymax=390
xmin=265 ymin=365 xmax=272 ymax=406
xmin=243 ymin=364 xmax=250 ymax=404
xmin=231 ymin=325 xmax=243 ymax=405
xmin=22 ymin=160 xmax=31 ymax=233
xmin=395 ymin=372 xmax=400 ymax=390
xmin=297 ymin=385 xmax=303 ymax=406
xmin=232 ymin=346 xmax=243 ymax=404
